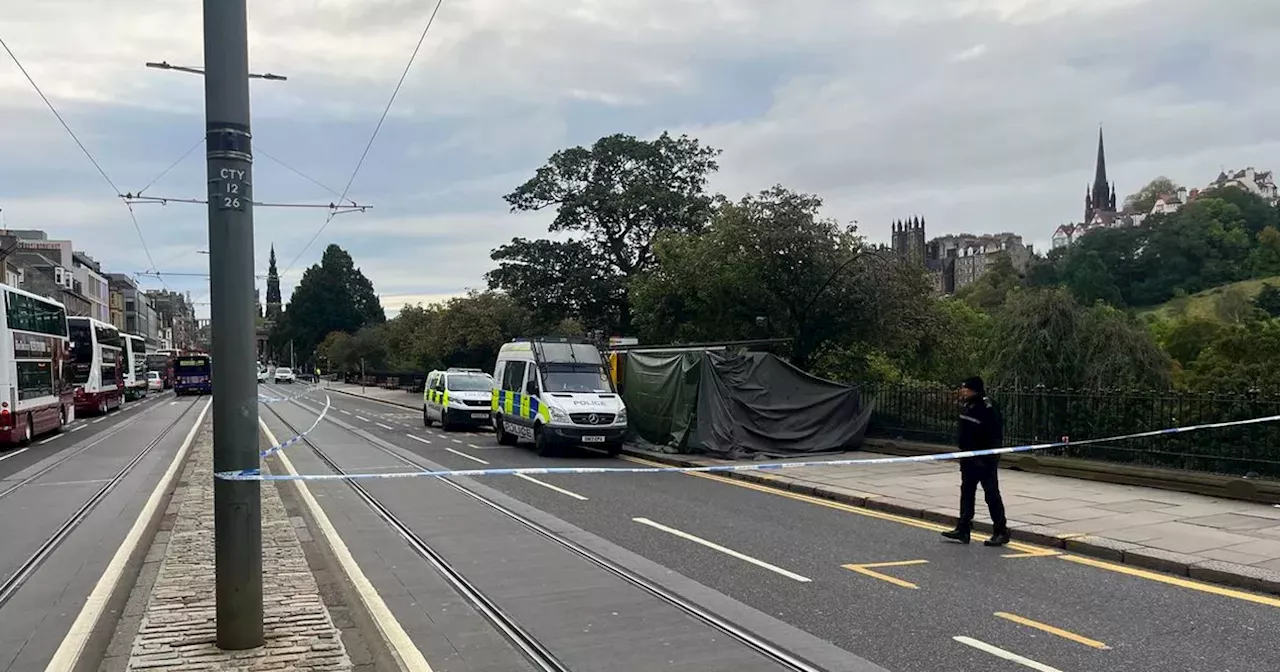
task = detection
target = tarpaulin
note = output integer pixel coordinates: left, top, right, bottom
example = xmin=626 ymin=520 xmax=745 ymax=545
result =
xmin=621 ymin=352 xmax=702 ymax=452
xmin=693 ymin=351 xmax=873 ymax=458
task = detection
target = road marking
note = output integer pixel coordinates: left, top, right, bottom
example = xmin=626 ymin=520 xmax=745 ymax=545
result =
xmin=37 ymin=436 xmax=58 ymax=445
xmin=1004 ymin=542 xmax=1061 ymax=559
xmin=260 ymin=421 xmax=434 ymax=672
xmin=44 ymin=399 xmax=211 ymax=672
xmin=338 ymin=409 xmax=351 ymax=415
xmin=994 ymin=612 xmax=1110 ymax=650
xmin=1061 ymin=554 xmax=1280 ymax=608
xmin=633 ymin=517 xmax=811 ymax=582
xmin=953 ymin=636 xmax=1064 ymax=672
xmin=842 ymin=560 xmax=929 ymax=590
xmin=517 ymin=474 xmax=588 ymax=500
xmin=0 ymin=447 xmax=30 ymax=462
xmin=405 ymin=434 xmax=431 ymax=445
xmin=169 ymin=401 xmax=177 ymax=406
xmin=355 ymin=415 xmax=370 ymax=422
xmin=376 ymin=422 xmax=396 ymax=431
xmin=70 ymin=425 xmax=85 ymax=432
xmin=447 ymin=448 xmax=489 ymax=464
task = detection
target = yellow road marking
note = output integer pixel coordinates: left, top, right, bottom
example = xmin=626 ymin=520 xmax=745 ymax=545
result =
xmin=843 ymin=560 xmax=929 ymax=589
xmin=1061 ymin=554 xmax=1280 ymax=608
xmin=622 ymin=456 xmax=1280 ymax=608
xmin=994 ymin=611 xmax=1111 ymax=650
xmin=1004 ymin=542 xmax=1061 ymax=559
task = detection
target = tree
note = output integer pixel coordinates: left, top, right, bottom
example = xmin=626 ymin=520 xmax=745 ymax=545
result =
xmin=986 ymin=288 xmax=1171 ymax=389
xmin=956 ymin=252 xmax=1022 ymax=311
xmin=271 ymin=244 xmax=385 ymax=366
xmin=1255 ymin=283 xmax=1280 ymax=318
xmin=489 ymin=132 xmax=721 ymax=332
xmin=631 ymin=185 xmax=934 ymax=370
xmin=1186 ymin=320 xmax=1280 ymax=391
xmin=1124 ymin=176 xmax=1180 ymax=214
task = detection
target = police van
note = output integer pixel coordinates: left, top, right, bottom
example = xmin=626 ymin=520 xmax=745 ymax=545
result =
xmin=491 ymin=337 xmax=627 ymax=456
xmin=422 ymin=368 xmax=495 ymax=430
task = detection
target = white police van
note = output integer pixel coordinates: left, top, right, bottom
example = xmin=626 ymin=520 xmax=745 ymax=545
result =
xmin=491 ymin=337 xmax=627 ymax=456
xmin=422 ymin=368 xmax=495 ymax=430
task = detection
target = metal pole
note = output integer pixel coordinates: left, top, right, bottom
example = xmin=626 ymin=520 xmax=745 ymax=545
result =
xmin=204 ymin=0 xmax=263 ymax=650
xmin=361 ymin=358 xmax=365 ymax=393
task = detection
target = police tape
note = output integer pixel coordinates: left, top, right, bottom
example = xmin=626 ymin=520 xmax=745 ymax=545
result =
xmin=258 ymin=393 xmax=332 ymax=459
xmin=215 ymin=411 xmax=1280 ymax=481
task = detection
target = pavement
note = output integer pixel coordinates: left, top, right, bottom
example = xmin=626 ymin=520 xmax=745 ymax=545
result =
xmin=278 ymin=382 xmax=1280 ymax=672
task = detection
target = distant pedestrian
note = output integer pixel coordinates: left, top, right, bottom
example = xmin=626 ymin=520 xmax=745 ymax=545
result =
xmin=941 ymin=376 xmax=1010 ymax=547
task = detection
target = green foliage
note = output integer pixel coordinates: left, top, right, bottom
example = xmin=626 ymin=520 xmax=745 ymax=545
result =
xmin=1255 ymin=283 xmax=1280 ymax=317
xmin=488 ymin=131 xmax=721 ymax=333
xmin=955 ymin=253 xmax=1022 ymax=311
xmin=271 ymin=244 xmax=384 ymax=366
xmin=1184 ymin=319 xmax=1280 ymax=391
xmin=1123 ymin=176 xmax=1180 ymax=214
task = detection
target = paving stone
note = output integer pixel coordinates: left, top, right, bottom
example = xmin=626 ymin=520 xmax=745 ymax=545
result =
xmin=125 ymin=423 xmax=353 ymax=671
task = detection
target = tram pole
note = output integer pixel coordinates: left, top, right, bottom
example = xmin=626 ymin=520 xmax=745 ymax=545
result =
xmin=204 ymin=0 xmax=263 ymax=649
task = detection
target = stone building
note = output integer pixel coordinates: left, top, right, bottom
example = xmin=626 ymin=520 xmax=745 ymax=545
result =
xmin=145 ymin=289 xmax=198 ymax=350
xmin=891 ymin=217 xmax=1032 ymax=294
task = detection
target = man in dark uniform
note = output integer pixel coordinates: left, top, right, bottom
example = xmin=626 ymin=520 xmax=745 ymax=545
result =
xmin=941 ymin=376 xmax=1010 ymax=547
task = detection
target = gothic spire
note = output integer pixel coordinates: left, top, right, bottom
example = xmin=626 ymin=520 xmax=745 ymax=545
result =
xmin=1091 ymin=127 xmax=1110 ymax=210
xmin=265 ymin=243 xmax=282 ymax=318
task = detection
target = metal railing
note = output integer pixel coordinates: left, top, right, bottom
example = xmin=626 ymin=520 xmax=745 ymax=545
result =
xmin=854 ymin=383 xmax=1280 ymax=478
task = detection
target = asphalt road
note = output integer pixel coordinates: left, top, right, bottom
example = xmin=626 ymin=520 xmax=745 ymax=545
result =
xmin=0 ymin=391 xmax=204 ymax=672
xmin=269 ymin=385 xmax=1280 ymax=672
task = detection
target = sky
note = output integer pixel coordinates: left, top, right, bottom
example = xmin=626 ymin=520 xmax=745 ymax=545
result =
xmin=3 ymin=0 xmax=1279 ymax=320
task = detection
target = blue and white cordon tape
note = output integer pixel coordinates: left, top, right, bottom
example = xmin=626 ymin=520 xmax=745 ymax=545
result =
xmin=216 ymin=410 xmax=1280 ymax=481
xmin=258 ymin=393 xmax=332 ymax=460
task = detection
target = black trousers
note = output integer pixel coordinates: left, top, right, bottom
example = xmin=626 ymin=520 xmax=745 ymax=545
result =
xmin=958 ymin=458 xmax=1007 ymax=532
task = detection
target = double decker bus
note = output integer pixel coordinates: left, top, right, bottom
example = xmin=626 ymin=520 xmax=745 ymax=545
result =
xmin=123 ymin=333 xmax=149 ymax=401
xmin=174 ymin=353 xmax=212 ymax=396
xmin=145 ymin=351 xmax=174 ymax=389
xmin=67 ymin=316 xmax=125 ymax=415
xmin=0 ymin=284 xmax=75 ymax=445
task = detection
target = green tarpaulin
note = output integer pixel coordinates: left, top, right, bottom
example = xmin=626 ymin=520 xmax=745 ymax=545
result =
xmin=621 ymin=352 xmax=701 ymax=451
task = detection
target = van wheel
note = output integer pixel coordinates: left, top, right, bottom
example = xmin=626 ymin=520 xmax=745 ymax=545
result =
xmin=496 ymin=417 xmax=517 ymax=446
xmin=534 ymin=425 xmax=554 ymax=457
xmin=440 ymin=409 xmax=452 ymax=432
xmin=422 ymin=406 xmax=433 ymax=427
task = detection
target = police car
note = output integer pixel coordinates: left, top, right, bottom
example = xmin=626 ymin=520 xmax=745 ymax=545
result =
xmin=491 ymin=337 xmax=627 ymax=456
xmin=422 ymin=368 xmax=496 ymax=430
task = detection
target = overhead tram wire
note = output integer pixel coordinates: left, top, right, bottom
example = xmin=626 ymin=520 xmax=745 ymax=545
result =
xmin=279 ymin=0 xmax=447 ymax=281
xmin=0 ymin=33 xmax=163 ymax=279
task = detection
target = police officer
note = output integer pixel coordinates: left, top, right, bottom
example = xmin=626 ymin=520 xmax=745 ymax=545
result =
xmin=941 ymin=376 xmax=1010 ymax=547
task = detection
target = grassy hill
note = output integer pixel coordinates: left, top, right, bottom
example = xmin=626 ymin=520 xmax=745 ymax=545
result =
xmin=1139 ymin=275 xmax=1280 ymax=321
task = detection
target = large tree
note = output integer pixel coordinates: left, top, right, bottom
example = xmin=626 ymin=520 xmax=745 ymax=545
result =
xmin=631 ymin=185 xmax=934 ymax=370
xmin=271 ymin=244 xmax=384 ymax=366
xmin=487 ymin=131 xmax=721 ymax=333
xmin=1124 ymin=176 xmax=1181 ymax=214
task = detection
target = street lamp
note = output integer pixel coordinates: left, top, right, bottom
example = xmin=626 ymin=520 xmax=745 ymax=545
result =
xmin=145 ymin=61 xmax=287 ymax=80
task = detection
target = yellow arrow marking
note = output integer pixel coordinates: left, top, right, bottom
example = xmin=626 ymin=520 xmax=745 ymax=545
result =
xmin=842 ymin=560 xmax=929 ymax=589
xmin=994 ymin=612 xmax=1111 ymax=650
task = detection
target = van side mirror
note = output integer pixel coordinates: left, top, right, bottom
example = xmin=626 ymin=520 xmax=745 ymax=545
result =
xmin=525 ymin=380 xmax=538 ymax=396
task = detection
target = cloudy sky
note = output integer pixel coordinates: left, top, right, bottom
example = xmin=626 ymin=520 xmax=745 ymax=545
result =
xmin=3 ymin=0 xmax=1279 ymax=319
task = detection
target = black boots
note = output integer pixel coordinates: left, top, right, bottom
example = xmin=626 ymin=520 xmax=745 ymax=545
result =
xmin=941 ymin=527 xmax=1011 ymax=546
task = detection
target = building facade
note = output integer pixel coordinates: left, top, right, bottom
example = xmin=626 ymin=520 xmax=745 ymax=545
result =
xmin=71 ymin=251 xmax=111 ymax=323
xmin=891 ymin=217 xmax=1032 ymax=294
xmin=107 ymin=273 xmax=160 ymax=345
xmin=145 ymin=289 xmax=197 ymax=351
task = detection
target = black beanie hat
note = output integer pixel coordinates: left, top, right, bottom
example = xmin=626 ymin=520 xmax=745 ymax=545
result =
xmin=961 ymin=376 xmax=985 ymax=394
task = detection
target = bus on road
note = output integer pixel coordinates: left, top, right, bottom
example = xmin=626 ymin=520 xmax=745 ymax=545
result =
xmin=146 ymin=351 xmax=174 ymax=389
xmin=123 ymin=333 xmax=149 ymax=401
xmin=0 ymin=284 xmax=75 ymax=445
xmin=174 ymin=354 xmax=212 ymax=396
xmin=67 ymin=316 xmax=125 ymax=415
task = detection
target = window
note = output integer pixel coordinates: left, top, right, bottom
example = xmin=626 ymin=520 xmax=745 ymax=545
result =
xmin=16 ymin=361 xmax=55 ymax=400
xmin=68 ymin=322 xmax=93 ymax=364
xmin=101 ymin=361 xmax=118 ymax=385
xmin=95 ymin=325 xmax=123 ymax=349
xmin=501 ymin=361 xmax=526 ymax=393
xmin=6 ymin=291 xmax=68 ymax=337
xmin=446 ymin=374 xmax=492 ymax=391
xmin=542 ymin=365 xmax=612 ymax=393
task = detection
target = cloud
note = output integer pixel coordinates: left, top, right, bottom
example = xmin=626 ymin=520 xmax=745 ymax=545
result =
xmin=3 ymin=0 xmax=1280 ymax=326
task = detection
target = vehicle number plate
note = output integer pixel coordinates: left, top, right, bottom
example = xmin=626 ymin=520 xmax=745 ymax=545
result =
xmin=582 ymin=435 xmax=605 ymax=443
xmin=471 ymin=413 xmax=489 ymax=419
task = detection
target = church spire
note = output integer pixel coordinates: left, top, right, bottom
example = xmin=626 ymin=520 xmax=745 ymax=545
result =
xmin=1085 ymin=127 xmax=1114 ymax=222
xmin=265 ymin=243 xmax=282 ymax=320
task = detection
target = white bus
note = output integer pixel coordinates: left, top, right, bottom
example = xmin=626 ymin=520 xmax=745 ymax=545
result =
xmin=0 ymin=284 xmax=75 ymax=445
xmin=67 ymin=316 xmax=125 ymax=415
xmin=123 ymin=333 xmax=148 ymax=401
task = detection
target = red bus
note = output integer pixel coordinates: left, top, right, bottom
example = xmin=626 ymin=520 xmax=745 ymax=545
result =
xmin=0 ymin=284 xmax=75 ymax=444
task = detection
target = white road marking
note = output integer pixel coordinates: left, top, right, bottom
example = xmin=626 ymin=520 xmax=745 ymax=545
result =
xmin=37 ymin=436 xmax=58 ymax=445
xmin=451 ymin=438 xmax=462 ymax=444
xmin=632 ymin=517 xmax=811 ymax=582
xmin=91 ymin=417 xmax=105 ymax=424
xmin=517 ymin=474 xmax=589 ymax=501
xmin=446 ymin=448 xmax=488 ymax=464
xmin=169 ymin=401 xmax=178 ymax=406
xmin=405 ymin=434 xmax=431 ymax=445
xmin=0 ymin=447 xmax=30 ymax=462
xmin=356 ymin=416 xmax=370 ymax=422
xmin=952 ymin=636 xmax=1064 ymax=672
xmin=338 ymin=409 xmax=351 ymax=415
xmin=376 ymin=422 xmax=396 ymax=431
xmin=70 ymin=425 xmax=85 ymax=432
xmin=44 ymin=399 xmax=211 ymax=672
xmin=261 ymin=421 xmax=434 ymax=671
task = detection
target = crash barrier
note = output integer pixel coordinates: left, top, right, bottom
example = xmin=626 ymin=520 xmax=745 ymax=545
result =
xmin=217 ymin=408 xmax=1280 ymax=481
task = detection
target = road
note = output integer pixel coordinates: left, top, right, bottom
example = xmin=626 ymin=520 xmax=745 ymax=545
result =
xmin=0 ymin=391 xmax=207 ymax=672
xmin=265 ymin=384 xmax=1280 ymax=672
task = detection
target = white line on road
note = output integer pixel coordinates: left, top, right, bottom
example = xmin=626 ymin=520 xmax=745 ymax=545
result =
xmin=376 ymin=422 xmax=396 ymax=431
xmin=169 ymin=401 xmax=178 ymax=406
xmin=952 ymin=636 xmax=1064 ymax=672
xmin=70 ymin=425 xmax=85 ymax=432
xmin=37 ymin=436 xmax=58 ymax=445
xmin=91 ymin=417 xmax=105 ymax=424
xmin=0 ymin=447 xmax=30 ymax=462
xmin=356 ymin=415 xmax=370 ymax=422
xmin=338 ymin=409 xmax=351 ymax=415
xmin=451 ymin=438 xmax=463 ymax=444
xmin=405 ymin=434 xmax=431 ymax=445
xmin=446 ymin=448 xmax=488 ymax=464
xmin=44 ymin=398 xmax=211 ymax=672
xmin=632 ymin=517 xmax=811 ymax=582
xmin=517 ymin=474 xmax=588 ymax=501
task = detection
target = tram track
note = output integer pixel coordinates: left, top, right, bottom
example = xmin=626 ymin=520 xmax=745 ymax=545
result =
xmin=263 ymin=393 xmax=828 ymax=672
xmin=0 ymin=396 xmax=205 ymax=609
